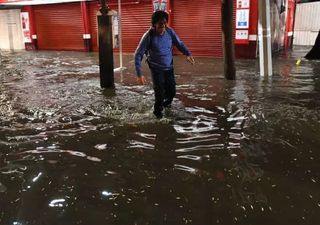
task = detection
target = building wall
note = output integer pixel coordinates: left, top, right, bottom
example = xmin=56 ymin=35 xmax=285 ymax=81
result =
xmin=2 ymin=0 xmax=297 ymax=57
xmin=294 ymin=2 xmax=320 ymax=46
xmin=88 ymin=0 xmax=225 ymax=57
xmin=0 ymin=9 xmax=25 ymax=50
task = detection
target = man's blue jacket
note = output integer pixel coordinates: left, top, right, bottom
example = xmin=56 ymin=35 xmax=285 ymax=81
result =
xmin=134 ymin=27 xmax=192 ymax=77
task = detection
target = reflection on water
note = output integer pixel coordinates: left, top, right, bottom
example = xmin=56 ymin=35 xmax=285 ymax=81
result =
xmin=0 ymin=49 xmax=320 ymax=225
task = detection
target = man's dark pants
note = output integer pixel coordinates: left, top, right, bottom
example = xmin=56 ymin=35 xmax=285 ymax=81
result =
xmin=150 ymin=68 xmax=176 ymax=117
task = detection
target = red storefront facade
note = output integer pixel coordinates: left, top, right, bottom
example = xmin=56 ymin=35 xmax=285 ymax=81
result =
xmin=0 ymin=0 xmax=296 ymax=58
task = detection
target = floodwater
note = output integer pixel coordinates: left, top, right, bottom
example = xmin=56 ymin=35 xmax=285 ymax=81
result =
xmin=0 ymin=48 xmax=319 ymax=225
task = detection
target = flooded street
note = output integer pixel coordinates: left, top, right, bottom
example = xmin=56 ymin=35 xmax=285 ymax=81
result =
xmin=0 ymin=48 xmax=319 ymax=225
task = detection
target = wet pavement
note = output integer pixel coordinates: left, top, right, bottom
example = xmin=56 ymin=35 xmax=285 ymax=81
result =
xmin=0 ymin=47 xmax=319 ymax=225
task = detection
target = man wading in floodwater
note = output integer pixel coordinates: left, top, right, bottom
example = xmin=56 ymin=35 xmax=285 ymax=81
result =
xmin=134 ymin=10 xmax=195 ymax=119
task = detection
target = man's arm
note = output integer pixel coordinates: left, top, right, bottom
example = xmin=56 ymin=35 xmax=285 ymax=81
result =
xmin=169 ymin=28 xmax=191 ymax=56
xmin=169 ymin=28 xmax=195 ymax=64
xmin=134 ymin=31 xmax=150 ymax=77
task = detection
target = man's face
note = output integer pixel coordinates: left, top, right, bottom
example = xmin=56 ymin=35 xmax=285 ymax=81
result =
xmin=155 ymin=19 xmax=167 ymax=35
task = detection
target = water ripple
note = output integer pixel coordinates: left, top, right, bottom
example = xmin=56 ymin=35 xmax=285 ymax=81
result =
xmin=17 ymin=148 xmax=101 ymax=162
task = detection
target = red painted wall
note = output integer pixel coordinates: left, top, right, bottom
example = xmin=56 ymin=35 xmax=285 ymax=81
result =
xmin=235 ymin=0 xmax=258 ymax=58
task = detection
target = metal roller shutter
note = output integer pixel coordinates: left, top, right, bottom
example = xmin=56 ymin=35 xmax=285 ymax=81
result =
xmin=88 ymin=1 xmax=99 ymax=52
xmin=172 ymin=0 xmax=223 ymax=57
xmin=120 ymin=1 xmax=152 ymax=52
xmin=34 ymin=3 xmax=84 ymax=51
xmin=89 ymin=0 xmax=152 ymax=53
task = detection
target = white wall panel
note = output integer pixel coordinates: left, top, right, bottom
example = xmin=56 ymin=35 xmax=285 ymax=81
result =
xmin=294 ymin=2 xmax=320 ymax=46
xmin=0 ymin=9 xmax=24 ymax=50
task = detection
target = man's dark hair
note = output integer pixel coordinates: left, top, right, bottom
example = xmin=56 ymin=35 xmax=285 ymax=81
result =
xmin=151 ymin=11 xmax=169 ymax=26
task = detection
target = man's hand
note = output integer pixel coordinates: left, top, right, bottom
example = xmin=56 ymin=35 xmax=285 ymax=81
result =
xmin=187 ymin=56 xmax=195 ymax=65
xmin=137 ymin=75 xmax=146 ymax=85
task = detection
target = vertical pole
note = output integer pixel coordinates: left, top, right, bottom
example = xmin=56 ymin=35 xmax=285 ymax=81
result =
xmin=258 ymin=0 xmax=272 ymax=76
xmin=118 ymin=0 xmax=123 ymax=69
xmin=81 ymin=1 xmax=92 ymax=52
xmin=8 ymin=11 xmax=14 ymax=51
xmin=284 ymin=0 xmax=289 ymax=50
xmin=221 ymin=0 xmax=236 ymax=80
xmin=98 ymin=0 xmax=114 ymax=88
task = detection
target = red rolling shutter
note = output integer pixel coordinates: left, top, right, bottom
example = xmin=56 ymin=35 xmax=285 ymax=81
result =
xmin=34 ymin=3 xmax=84 ymax=51
xmin=172 ymin=0 xmax=223 ymax=57
xmin=88 ymin=1 xmax=99 ymax=52
xmin=120 ymin=1 xmax=152 ymax=52
xmin=89 ymin=0 xmax=152 ymax=53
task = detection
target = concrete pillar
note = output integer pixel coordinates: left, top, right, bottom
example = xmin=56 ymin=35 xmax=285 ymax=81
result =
xmin=98 ymin=0 xmax=114 ymax=88
xmin=222 ymin=0 xmax=236 ymax=80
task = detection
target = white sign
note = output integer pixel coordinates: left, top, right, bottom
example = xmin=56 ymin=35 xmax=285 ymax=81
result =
xmin=112 ymin=15 xmax=119 ymax=48
xmin=237 ymin=0 xmax=250 ymax=9
xmin=20 ymin=12 xmax=31 ymax=43
xmin=153 ymin=0 xmax=167 ymax=11
xmin=160 ymin=0 xmax=167 ymax=11
xmin=236 ymin=9 xmax=249 ymax=29
xmin=153 ymin=0 xmax=160 ymax=11
xmin=235 ymin=30 xmax=249 ymax=40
